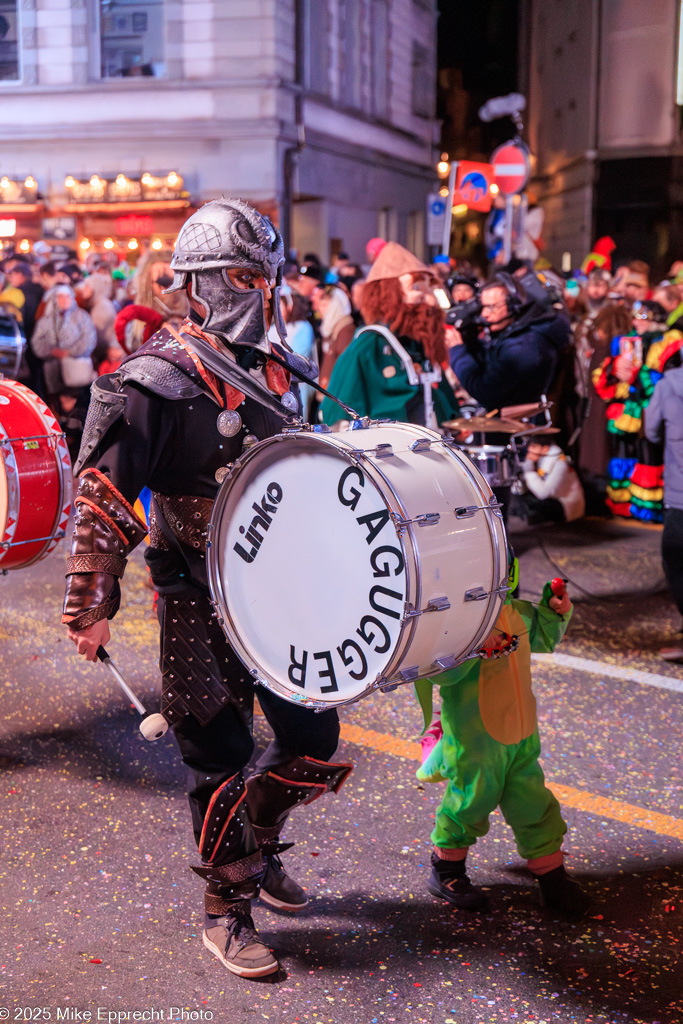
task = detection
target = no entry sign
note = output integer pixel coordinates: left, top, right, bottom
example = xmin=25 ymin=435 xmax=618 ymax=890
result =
xmin=491 ymin=141 xmax=530 ymax=195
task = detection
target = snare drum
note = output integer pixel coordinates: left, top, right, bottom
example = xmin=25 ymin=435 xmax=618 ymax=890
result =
xmin=207 ymin=422 xmax=508 ymax=709
xmin=0 ymin=379 xmax=72 ymax=570
xmin=461 ymin=445 xmax=514 ymax=488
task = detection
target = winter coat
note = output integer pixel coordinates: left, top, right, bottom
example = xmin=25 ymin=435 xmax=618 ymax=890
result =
xmin=31 ymin=298 xmax=97 ymax=395
xmin=449 ymin=303 xmax=571 ymax=411
xmin=644 ymin=364 xmax=683 ymax=510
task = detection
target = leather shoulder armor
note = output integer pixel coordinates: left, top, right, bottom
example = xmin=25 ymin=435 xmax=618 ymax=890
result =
xmin=75 ymin=372 xmax=129 ymax=475
xmin=119 ymin=354 xmax=204 ymax=401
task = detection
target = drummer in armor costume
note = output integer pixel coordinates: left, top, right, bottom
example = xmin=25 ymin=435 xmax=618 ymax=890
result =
xmin=62 ymin=198 xmax=352 ymax=979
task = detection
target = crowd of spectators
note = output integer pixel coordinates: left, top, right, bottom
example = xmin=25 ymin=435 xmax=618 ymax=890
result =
xmin=1 ymin=230 xmax=682 ymax=657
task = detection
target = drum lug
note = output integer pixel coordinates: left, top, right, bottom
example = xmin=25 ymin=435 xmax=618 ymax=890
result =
xmin=373 ymin=443 xmax=394 ymax=458
xmin=394 ymin=512 xmax=440 ymax=529
xmin=433 ymin=654 xmax=459 ymax=671
xmin=403 ymin=595 xmax=451 ymax=620
xmin=409 ymin=438 xmax=432 ymax=453
xmin=382 ymin=665 xmax=419 ymax=689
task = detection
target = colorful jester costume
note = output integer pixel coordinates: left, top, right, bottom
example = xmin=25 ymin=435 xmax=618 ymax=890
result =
xmin=592 ymin=329 xmax=683 ymax=522
xmin=414 ymin=579 xmax=590 ymax=918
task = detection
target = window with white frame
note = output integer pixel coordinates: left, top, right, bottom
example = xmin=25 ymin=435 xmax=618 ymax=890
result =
xmin=0 ymin=1 xmax=19 ymax=82
xmin=99 ymin=0 xmax=164 ymax=78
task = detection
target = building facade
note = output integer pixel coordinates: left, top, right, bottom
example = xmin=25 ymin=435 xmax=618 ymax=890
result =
xmin=522 ymin=0 xmax=683 ymax=277
xmin=0 ymin=0 xmax=439 ymax=262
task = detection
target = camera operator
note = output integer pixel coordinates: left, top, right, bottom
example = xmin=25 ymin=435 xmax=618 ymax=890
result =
xmin=447 ymin=272 xmax=571 ymax=413
xmin=445 ymin=275 xmax=483 ymax=365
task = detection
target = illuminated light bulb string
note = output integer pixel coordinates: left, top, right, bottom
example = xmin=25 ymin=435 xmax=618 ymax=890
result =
xmin=62 ymin=170 xmax=182 ymax=252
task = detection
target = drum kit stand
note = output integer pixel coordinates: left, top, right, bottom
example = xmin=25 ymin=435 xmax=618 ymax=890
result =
xmin=442 ymin=397 xmax=559 ymax=492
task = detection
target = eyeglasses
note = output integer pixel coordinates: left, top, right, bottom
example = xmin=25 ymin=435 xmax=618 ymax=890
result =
xmin=481 ymin=299 xmax=507 ymax=312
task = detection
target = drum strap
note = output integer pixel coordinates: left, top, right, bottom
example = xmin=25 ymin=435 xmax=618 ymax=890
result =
xmin=356 ymin=324 xmax=420 ymax=385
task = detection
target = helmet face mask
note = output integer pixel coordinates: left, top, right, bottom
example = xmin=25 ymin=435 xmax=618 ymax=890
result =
xmin=165 ymin=198 xmax=287 ymax=349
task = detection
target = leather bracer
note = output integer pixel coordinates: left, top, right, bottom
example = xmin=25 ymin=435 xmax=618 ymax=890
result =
xmin=62 ymin=468 xmax=148 ymax=631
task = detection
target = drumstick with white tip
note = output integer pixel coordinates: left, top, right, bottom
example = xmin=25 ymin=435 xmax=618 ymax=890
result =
xmin=96 ymin=645 xmax=169 ymax=742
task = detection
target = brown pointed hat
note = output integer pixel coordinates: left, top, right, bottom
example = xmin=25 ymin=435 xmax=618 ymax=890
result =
xmin=364 ymin=241 xmax=436 ymax=284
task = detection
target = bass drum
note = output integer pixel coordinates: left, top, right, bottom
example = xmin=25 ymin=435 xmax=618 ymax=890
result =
xmin=207 ymin=422 xmax=509 ymax=709
xmin=0 ymin=379 xmax=72 ymax=570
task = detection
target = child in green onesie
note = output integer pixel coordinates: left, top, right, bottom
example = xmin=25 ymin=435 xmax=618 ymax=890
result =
xmin=415 ymin=571 xmax=591 ymax=919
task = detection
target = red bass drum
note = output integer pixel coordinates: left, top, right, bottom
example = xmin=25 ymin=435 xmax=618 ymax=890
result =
xmin=0 ymin=379 xmax=72 ymax=571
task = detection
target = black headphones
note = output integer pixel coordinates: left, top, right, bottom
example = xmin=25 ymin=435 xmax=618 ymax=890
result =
xmin=490 ymin=271 xmax=525 ymax=315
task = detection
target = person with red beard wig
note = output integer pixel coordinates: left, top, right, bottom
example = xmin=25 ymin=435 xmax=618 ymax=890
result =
xmin=320 ymin=242 xmax=459 ymax=427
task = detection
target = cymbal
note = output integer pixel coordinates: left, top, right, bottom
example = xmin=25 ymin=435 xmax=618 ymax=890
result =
xmin=500 ymin=401 xmax=549 ymax=419
xmin=443 ymin=416 xmax=528 ymax=434
xmin=513 ymin=425 xmax=561 ymax=436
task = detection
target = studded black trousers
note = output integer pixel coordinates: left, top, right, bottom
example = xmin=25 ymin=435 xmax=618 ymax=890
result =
xmin=160 ymin=589 xmax=340 ymax=852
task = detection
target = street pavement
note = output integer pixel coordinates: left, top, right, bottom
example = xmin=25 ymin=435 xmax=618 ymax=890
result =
xmin=0 ymin=514 xmax=681 ymax=1024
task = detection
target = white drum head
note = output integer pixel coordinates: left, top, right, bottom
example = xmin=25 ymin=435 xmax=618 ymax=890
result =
xmin=209 ymin=436 xmax=408 ymax=707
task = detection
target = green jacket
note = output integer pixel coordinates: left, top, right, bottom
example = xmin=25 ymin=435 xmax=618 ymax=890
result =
xmin=320 ymin=326 xmax=459 ymax=425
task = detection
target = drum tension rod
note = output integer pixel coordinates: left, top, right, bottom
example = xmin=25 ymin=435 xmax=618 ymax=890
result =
xmin=465 ymin=583 xmax=512 ymax=602
xmin=454 ymin=497 xmax=504 ymax=519
xmin=393 ymin=512 xmax=440 ymax=529
xmin=404 ymin=596 xmax=451 ymax=620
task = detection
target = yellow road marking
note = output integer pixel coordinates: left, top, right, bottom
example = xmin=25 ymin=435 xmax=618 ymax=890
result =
xmin=337 ymin=722 xmax=683 ymax=842
xmin=549 ymin=784 xmax=683 ymax=841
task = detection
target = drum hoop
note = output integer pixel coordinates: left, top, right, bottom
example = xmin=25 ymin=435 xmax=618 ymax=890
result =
xmin=0 ymin=381 xmax=72 ymax=568
xmin=207 ymin=428 xmax=419 ymax=710
xmin=0 ymin=413 xmax=19 ymax=563
xmin=441 ymin=441 xmax=508 ymax=658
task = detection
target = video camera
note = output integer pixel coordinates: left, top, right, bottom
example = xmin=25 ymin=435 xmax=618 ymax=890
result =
xmin=445 ymin=295 xmax=482 ymax=330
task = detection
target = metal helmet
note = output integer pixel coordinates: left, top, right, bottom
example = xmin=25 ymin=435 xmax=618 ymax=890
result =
xmin=165 ymin=198 xmax=287 ymax=349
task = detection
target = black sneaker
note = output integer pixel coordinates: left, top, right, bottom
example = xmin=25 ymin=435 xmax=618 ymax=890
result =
xmin=427 ymin=853 xmax=489 ymax=911
xmin=202 ymin=904 xmax=279 ymax=977
xmin=536 ymin=866 xmax=592 ymax=919
xmin=259 ymin=852 xmax=308 ymax=912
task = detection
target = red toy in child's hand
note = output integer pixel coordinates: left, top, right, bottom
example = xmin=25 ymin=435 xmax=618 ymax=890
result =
xmin=550 ymin=578 xmax=568 ymax=598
